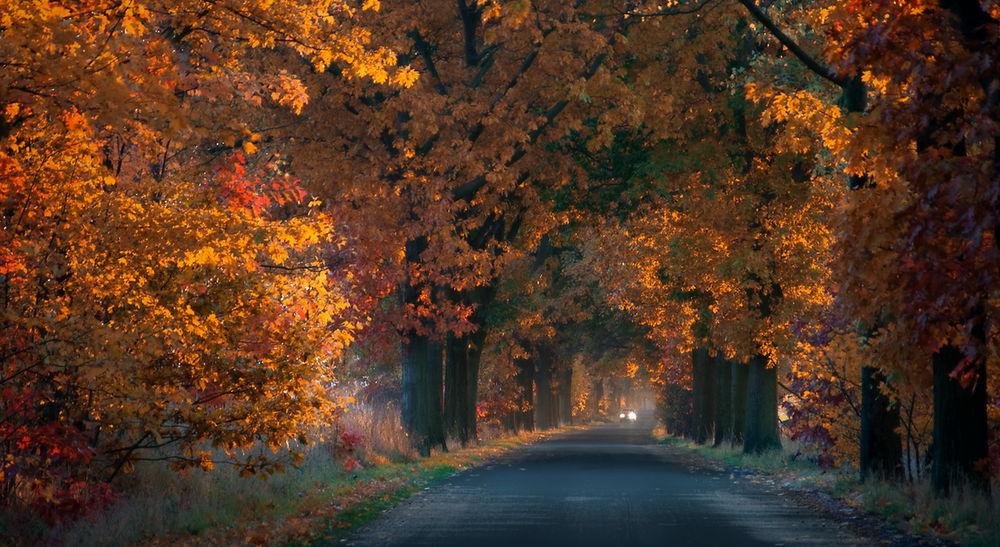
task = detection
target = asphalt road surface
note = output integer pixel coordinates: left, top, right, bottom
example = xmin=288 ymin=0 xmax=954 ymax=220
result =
xmin=344 ymin=413 xmax=876 ymax=547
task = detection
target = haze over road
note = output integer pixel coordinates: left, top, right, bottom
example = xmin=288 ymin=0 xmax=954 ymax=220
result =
xmin=343 ymin=414 xmax=876 ymax=547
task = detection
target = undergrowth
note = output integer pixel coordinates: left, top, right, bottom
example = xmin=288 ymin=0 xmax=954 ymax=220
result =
xmin=2 ymin=399 xmax=566 ymax=546
xmin=19 ymin=429 xmax=560 ymax=546
xmin=657 ymin=434 xmax=999 ymax=546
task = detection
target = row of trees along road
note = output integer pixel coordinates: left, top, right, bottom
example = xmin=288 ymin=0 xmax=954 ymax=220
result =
xmin=1 ymin=0 xmax=997 ymax=521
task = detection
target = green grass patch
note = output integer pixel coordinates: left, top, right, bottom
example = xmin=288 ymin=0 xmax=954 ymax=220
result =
xmin=858 ymin=478 xmax=1000 ymax=547
xmin=657 ymin=434 xmax=1000 ymax=546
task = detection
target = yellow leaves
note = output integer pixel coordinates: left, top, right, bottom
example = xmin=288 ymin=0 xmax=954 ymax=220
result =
xmin=121 ymin=3 xmax=152 ymax=37
xmin=1 ymin=79 xmax=369 ymax=482
xmin=183 ymin=246 xmax=222 ymax=267
xmin=391 ymin=65 xmax=420 ymax=88
xmin=502 ymin=0 xmax=533 ymax=27
xmin=268 ymin=71 xmax=310 ymax=114
xmin=748 ymin=82 xmax=852 ymax=157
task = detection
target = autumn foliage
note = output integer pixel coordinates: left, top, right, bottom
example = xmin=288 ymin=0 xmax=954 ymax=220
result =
xmin=0 ymin=0 xmax=408 ymax=519
xmin=2 ymin=0 xmax=999 ymax=535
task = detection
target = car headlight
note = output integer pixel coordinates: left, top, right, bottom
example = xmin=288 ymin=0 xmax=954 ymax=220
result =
xmin=619 ymin=412 xmax=625 ymax=418
xmin=627 ymin=411 xmax=637 ymax=421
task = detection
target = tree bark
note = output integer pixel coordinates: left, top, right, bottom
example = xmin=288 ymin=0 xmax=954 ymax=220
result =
xmin=690 ymin=347 xmax=715 ymax=444
xmin=591 ymin=377 xmax=604 ymax=419
xmin=860 ymin=366 xmax=903 ymax=481
xmin=534 ymin=347 xmax=556 ymax=430
xmin=743 ymin=355 xmax=780 ymax=454
xmin=730 ymin=360 xmax=748 ymax=445
xmin=513 ymin=356 xmax=534 ymax=432
xmin=402 ymin=334 xmax=446 ymax=456
xmin=713 ymin=356 xmax=733 ymax=446
xmin=659 ymin=382 xmax=691 ymax=436
xmin=444 ymin=334 xmax=470 ymax=448
xmin=558 ymin=363 xmax=573 ymax=426
xmin=932 ymin=345 xmax=989 ymax=494
xmin=400 ymin=237 xmax=446 ymax=456
xmin=463 ymin=328 xmax=485 ymax=445
xmin=443 ymin=326 xmax=487 ymax=448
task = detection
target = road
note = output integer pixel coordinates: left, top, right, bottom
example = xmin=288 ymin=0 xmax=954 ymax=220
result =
xmin=344 ymin=415 xmax=877 ymax=547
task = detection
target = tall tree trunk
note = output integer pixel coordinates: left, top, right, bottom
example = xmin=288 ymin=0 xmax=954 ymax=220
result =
xmin=743 ymin=355 xmax=780 ymax=454
xmin=860 ymin=366 xmax=903 ymax=481
xmin=591 ymin=377 xmax=604 ymax=418
xmin=660 ymin=382 xmax=691 ymax=436
xmin=443 ymin=329 xmax=486 ymax=448
xmin=932 ymin=345 xmax=989 ymax=494
xmin=534 ymin=348 xmax=556 ymax=430
xmin=690 ymin=347 xmax=715 ymax=444
xmin=513 ymin=356 xmax=534 ymax=432
xmin=400 ymin=237 xmax=446 ymax=456
xmin=713 ymin=356 xmax=733 ymax=446
xmin=923 ymin=0 xmax=994 ymax=495
xmin=462 ymin=328 xmax=486 ymax=445
xmin=500 ymin=412 xmax=515 ymax=433
xmin=730 ymin=360 xmax=748 ymax=445
xmin=444 ymin=334 xmax=470 ymax=448
xmin=402 ymin=334 xmax=445 ymax=456
xmin=558 ymin=363 xmax=573 ymax=426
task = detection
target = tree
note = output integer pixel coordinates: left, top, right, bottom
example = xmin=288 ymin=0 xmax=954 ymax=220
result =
xmin=1 ymin=0 xmax=406 ymax=514
xmin=269 ymin=0 xmax=632 ymax=453
xmin=568 ymin=3 xmax=837 ymax=455
xmin=743 ymin=0 xmax=998 ymax=493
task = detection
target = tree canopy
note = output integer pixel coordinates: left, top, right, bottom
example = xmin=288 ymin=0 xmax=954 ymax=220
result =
xmin=2 ymin=0 xmax=998 ymax=521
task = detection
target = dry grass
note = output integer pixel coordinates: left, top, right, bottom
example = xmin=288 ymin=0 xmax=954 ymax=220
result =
xmin=33 ymin=402 xmax=407 ymax=546
xmin=42 ymin=441 xmax=349 ymax=546
xmin=658 ymin=434 xmax=1000 ymax=546
xmin=859 ymin=479 xmax=1000 ymax=546
xmin=339 ymin=401 xmax=415 ymax=464
xmin=12 ymin=402 xmax=565 ymax=546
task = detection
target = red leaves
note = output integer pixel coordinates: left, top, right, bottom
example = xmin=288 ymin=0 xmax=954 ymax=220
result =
xmin=326 ymin=426 xmax=365 ymax=471
xmin=1 ymin=382 xmax=108 ymax=524
xmin=29 ymin=480 xmax=116 ymax=526
xmin=780 ymin=370 xmax=848 ymax=469
xmin=214 ymin=154 xmax=309 ymax=216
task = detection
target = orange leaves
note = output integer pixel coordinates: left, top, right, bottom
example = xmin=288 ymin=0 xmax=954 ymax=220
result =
xmin=0 ymin=154 xmax=29 ymax=277
xmin=0 ymin=0 xmax=414 ymax=517
xmin=746 ymin=82 xmax=851 ymax=157
xmin=213 ymin=153 xmax=309 ymax=216
xmin=796 ymin=0 xmax=1000 ymax=359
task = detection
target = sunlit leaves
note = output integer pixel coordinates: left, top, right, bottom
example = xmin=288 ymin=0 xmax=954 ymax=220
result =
xmin=0 ymin=0 xmax=408 ymax=516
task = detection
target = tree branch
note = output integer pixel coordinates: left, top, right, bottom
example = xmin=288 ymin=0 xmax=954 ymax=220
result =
xmin=622 ymin=0 xmax=722 ymax=17
xmin=453 ymin=51 xmax=608 ymax=201
xmin=457 ymin=0 xmax=481 ymax=67
xmin=735 ymin=0 xmax=847 ymax=88
xmin=409 ymin=29 xmax=449 ymax=96
xmin=259 ymin=262 xmax=326 ymax=272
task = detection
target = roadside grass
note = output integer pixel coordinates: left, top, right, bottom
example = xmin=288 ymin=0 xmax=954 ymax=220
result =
xmin=858 ymin=479 xmax=1000 ymax=547
xmin=656 ymin=433 xmax=999 ymax=546
xmin=40 ymin=427 xmax=564 ymax=547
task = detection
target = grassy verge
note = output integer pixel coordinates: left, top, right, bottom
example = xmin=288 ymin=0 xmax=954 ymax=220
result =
xmin=43 ymin=429 xmax=565 ymax=546
xmin=656 ymin=434 xmax=999 ymax=546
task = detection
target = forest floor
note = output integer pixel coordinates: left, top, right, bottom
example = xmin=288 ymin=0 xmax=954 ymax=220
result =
xmin=660 ymin=436 xmax=998 ymax=546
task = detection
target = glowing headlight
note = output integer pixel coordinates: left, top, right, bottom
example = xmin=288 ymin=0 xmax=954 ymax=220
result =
xmin=627 ymin=411 xmax=637 ymax=421
xmin=619 ymin=412 xmax=625 ymax=418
